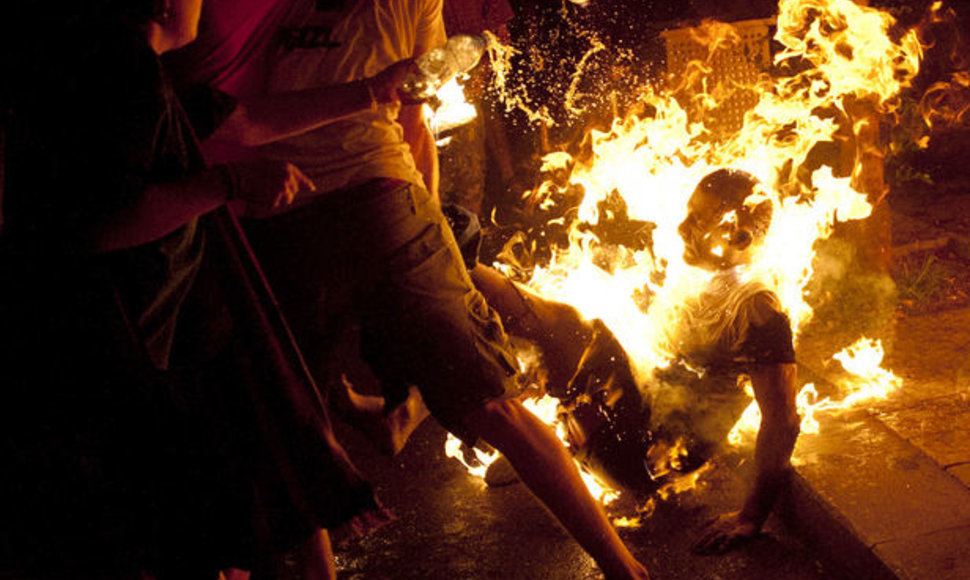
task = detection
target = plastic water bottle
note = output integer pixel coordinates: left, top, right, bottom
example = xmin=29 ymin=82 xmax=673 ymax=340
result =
xmin=399 ymin=34 xmax=487 ymax=103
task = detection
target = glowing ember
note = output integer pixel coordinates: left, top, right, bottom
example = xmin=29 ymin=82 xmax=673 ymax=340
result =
xmin=612 ymin=516 xmax=641 ymax=528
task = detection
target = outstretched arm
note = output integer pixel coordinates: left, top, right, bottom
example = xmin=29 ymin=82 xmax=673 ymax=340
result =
xmin=89 ymin=161 xmax=312 ymax=252
xmin=695 ymin=362 xmax=800 ymax=553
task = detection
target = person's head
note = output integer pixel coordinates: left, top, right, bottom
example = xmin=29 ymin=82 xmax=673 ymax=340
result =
xmin=677 ymin=169 xmax=773 ymax=271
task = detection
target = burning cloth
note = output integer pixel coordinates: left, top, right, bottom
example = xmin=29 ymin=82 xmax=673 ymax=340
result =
xmin=554 ymin=271 xmax=794 ymax=494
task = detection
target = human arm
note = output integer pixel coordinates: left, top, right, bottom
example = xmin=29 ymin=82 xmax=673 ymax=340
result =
xmin=89 ymin=161 xmax=312 ymax=252
xmin=694 ymin=362 xmax=800 ymax=554
xmin=397 ymin=0 xmax=446 ymax=200
xmin=206 ymin=61 xmax=412 ymax=147
xmin=465 ymin=398 xmax=649 ymax=579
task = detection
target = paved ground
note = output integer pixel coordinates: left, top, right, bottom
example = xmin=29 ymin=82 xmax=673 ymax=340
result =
xmin=333 ymin=418 xmax=840 ymax=579
xmin=781 ymin=183 xmax=970 ymax=580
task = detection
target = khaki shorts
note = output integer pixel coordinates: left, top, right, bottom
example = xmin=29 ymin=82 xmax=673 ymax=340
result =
xmin=245 ymin=178 xmax=521 ymax=443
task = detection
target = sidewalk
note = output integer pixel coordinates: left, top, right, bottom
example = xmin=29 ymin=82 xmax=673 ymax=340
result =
xmin=781 ymin=192 xmax=970 ymax=580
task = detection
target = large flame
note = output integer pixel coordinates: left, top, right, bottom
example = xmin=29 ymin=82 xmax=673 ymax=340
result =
xmin=446 ymin=0 xmax=933 ymax=505
xmin=729 ymin=337 xmax=903 ymax=445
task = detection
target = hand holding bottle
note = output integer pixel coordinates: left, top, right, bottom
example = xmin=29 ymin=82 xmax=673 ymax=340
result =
xmin=398 ymin=34 xmax=487 ymax=103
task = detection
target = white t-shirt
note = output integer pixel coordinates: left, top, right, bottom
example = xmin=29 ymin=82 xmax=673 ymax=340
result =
xmin=258 ymin=0 xmax=446 ymax=196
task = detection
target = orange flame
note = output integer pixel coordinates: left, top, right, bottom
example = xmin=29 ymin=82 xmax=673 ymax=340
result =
xmin=430 ymin=78 xmax=478 ymax=143
xmin=446 ymin=0 xmax=930 ymax=507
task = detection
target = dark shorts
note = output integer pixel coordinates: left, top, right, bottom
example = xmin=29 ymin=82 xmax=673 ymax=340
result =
xmin=245 ymin=178 xmax=520 ymax=443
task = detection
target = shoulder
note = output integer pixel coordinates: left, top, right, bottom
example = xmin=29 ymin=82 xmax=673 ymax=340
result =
xmin=745 ymin=290 xmax=786 ymax=327
xmin=736 ymin=289 xmax=795 ymax=365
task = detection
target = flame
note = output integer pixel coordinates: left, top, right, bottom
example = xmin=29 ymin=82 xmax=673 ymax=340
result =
xmin=523 ymin=394 xmax=622 ymax=504
xmin=444 ymin=0 xmax=933 ymax=508
xmin=430 ymin=78 xmax=478 ymax=140
xmin=445 ymin=390 xmax=621 ymax=504
xmin=501 ymin=0 xmax=921 ymax=390
xmin=444 ymin=433 xmax=500 ymax=479
xmin=728 ymin=337 xmax=903 ymax=444
xmin=800 ymin=337 xmax=903 ymax=430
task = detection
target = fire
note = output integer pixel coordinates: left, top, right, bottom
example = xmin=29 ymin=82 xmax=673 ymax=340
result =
xmin=445 ymin=392 xmax=622 ymax=504
xmin=444 ymin=0 xmax=935 ymax=508
xmin=429 ymin=78 xmax=478 ymax=145
xmin=508 ymin=0 xmax=921 ymax=405
xmin=728 ymin=337 xmax=903 ymax=444
xmin=444 ymin=433 xmax=500 ymax=479
xmin=799 ymin=337 xmax=903 ymax=433
xmin=523 ymin=394 xmax=621 ymax=504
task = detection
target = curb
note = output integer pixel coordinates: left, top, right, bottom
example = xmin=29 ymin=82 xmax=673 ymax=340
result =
xmin=781 ymin=409 xmax=970 ymax=580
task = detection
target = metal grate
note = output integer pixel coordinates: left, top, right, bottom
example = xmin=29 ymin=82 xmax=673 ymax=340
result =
xmin=661 ymin=18 xmax=775 ymax=137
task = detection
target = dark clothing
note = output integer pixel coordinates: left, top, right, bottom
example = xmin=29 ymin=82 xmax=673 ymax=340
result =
xmin=3 ymin=21 xmax=219 ymax=369
xmin=244 ymin=179 xmax=521 ymax=444
xmin=1 ymin=18 xmax=375 ymax=577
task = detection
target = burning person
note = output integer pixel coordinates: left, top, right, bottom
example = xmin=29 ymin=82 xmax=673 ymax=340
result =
xmin=472 ymin=168 xmax=801 ymax=553
xmin=656 ymin=168 xmax=800 ymax=552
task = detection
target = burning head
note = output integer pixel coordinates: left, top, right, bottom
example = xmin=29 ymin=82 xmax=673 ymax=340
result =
xmin=678 ymin=169 xmax=772 ymax=271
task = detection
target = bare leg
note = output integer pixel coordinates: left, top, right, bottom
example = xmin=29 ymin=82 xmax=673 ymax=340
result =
xmin=332 ymin=373 xmax=430 ymax=456
xmin=470 ymin=265 xmax=593 ymax=392
xmin=295 ymin=529 xmax=337 ymax=580
xmin=382 ymin=385 xmax=431 ymax=454
xmin=465 ymin=398 xmax=650 ymax=580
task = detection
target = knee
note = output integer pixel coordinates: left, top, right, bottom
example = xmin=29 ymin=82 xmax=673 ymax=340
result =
xmin=465 ymin=397 xmax=530 ymax=444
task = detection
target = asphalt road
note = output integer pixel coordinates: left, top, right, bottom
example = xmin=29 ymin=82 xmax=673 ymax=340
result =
xmin=332 ymin=418 xmax=844 ymax=580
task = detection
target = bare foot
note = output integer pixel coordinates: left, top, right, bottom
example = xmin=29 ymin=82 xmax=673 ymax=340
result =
xmin=382 ymin=385 xmax=430 ymax=456
xmin=335 ymin=376 xmax=429 ymax=456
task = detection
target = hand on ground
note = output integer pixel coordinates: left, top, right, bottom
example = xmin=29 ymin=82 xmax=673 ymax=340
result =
xmin=693 ymin=511 xmax=760 ymax=555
